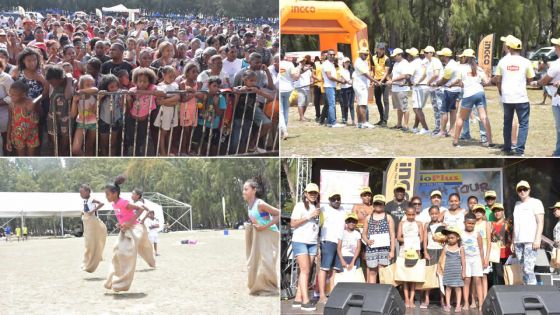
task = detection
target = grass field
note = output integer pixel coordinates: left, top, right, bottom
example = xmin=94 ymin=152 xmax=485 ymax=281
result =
xmin=280 ymin=87 xmax=557 ymax=157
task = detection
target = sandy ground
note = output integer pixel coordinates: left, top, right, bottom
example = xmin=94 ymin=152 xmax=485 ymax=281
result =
xmin=0 ymin=230 xmax=279 ymax=315
xmin=280 ymin=87 xmax=556 ymax=157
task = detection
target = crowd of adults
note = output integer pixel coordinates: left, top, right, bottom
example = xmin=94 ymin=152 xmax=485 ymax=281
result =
xmin=280 ymin=35 xmax=560 ymax=157
xmin=288 ymin=181 xmax=560 ymax=311
xmin=0 ymin=11 xmax=279 ymax=156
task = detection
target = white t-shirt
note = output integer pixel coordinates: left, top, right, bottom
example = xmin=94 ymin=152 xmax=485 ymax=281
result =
xmin=442 ymin=59 xmax=462 ymax=92
xmin=294 ymin=68 xmax=312 ymax=91
xmin=144 ymin=217 xmax=159 ymax=232
xmin=496 ymin=54 xmax=535 ymax=103
xmin=222 ymin=58 xmax=243 ymax=84
xmin=391 ymin=59 xmax=412 ymax=92
xmin=427 ymin=57 xmax=444 ymax=91
xmin=418 ymin=205 xmax=448 ymax=224
xmin=340 ymin=229 xmax=361 ymax=257
xmin=83 ymin=197 xmax=96 ymax=214
xmin=197 ymin=70 xmax=231 ymax=91
xmin=269 ymin=65 xmax=279 ymax=91
xmin=320 ymin=205 xmax=347 ymax=243
xmin=339 ymin=68 xmax=352 ymax=89
xmin=443 ymin=208 xmax=466 ymax=231
xmin=410 ymin=57 xmax=429 ymax=85
xmin=291 ymin=202 xmax=319 ymax=244
xmin=321 ymin=60 xmax=337 ymax=88
xmin=546 ymin=59 xmax=560 ymax=107
xmin=513 ymin=197 xmax=544 ymax=243
xmin=459 ymin=64 xmax=486 ymax=98
xmin=352 ymin=57 xmax=370 ymax=88
xmin=279 ymin=60 xmax=296 ymax=93
xmin=426 ymin=222 xmax=444 ymax=250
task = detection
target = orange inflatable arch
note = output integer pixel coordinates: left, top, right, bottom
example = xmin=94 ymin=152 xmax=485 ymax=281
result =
xmin=280 ymin=0 xmax=369 ymax=62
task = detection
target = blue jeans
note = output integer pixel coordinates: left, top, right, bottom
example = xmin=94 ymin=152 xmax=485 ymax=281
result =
xmin=280 ymin=92 xmax=291 ymax=126
xmin=553 ymin=106 xmax=560 ymax=156
xmin=340 ymin=87 xmax=355 ymax=122
xmin=324 ymin=87 xmax=336 ymax=125
xmin=293 ymin=241 xmax=318 ymax=257
xmin=461 ymin=92 xmax=488 ymax=142
xmin=503 ymin=102 xmax=530 ymax=154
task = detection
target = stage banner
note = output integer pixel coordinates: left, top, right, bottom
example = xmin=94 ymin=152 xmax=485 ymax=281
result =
xmin=384 ymin=158 xmax=418 ymax=201
xmin=478 ymin=34 xmax=495 ymax=80
xmin=319 ymin=169 xmax=370 ymax=210
xmin=414 ymin=168 xmax=503 ymax=209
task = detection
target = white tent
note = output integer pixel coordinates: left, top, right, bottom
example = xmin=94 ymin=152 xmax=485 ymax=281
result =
xmin=101 ymin=4 xmax=139 ymax=13
xmin=0 ymin=192 xmax=164 ymax=232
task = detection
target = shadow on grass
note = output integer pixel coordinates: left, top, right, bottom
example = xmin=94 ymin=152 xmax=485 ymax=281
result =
xmin=104 ymin=292 xmax=148 ymax=299
xmin=83 ymin=277 xmax=105 ymax=281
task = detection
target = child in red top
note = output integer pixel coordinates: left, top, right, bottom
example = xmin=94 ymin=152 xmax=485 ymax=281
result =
xmin=5 ymin=81 xmax=39 ymax=156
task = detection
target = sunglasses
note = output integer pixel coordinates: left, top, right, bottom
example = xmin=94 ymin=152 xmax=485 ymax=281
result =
xmin=346 ymin=220 xmax=357 ymax=224
xmin=517 ymin=188 xmax=529 ymax=193
xmin=412 ymin=202 xmax=421 ymax=206
xmin=330 ymin=198 xmax=341 ymax=202
xmin=328 ymin=54 xmax=336 ymax=56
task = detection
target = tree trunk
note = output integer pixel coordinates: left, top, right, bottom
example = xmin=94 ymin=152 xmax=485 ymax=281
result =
xmin=537 ymin=0 xmax=544 ymax=45
xmin=282 ymin=160 xmax=296 ymax=199
xmin=551 ymin=0 xmax=558 ymax=39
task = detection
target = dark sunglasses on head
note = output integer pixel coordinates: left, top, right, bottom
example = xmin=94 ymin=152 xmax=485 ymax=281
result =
xmin=517 ymin=188 xmax=529 ymax=193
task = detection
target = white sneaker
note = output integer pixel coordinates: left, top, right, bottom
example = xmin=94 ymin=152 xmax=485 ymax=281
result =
xmin=411 ymin=128 xmax=419 ymax=133
xmin=331 ymin=123 xmax=346 ymax=128
xmin=362 ymin=122 xmax=375 ymax=128
xmin=416 ymin=128 xmax=430 ymax=135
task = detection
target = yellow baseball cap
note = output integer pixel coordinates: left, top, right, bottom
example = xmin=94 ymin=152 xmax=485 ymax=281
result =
xmin=458 ymin=48 xmax=475 ymax=58
xmin=404 ymin=249 xmax=419 ymax=267
xmin=430 ymin=190 xmax=442 ymax=198
xmin=345 ymin=212 xmax=359 ymax=221
xmin=394 ymin=183 xmax=407 ymax=191
xmin=505 ymin=36 xmax=522 ymax=50
xmin=304 ymin=183 xmax=319 ymax=193
xmin=516 ymin=180 xmax=530 ymax=190
xmin=552 ymin=38 xmax=560 ymax=46
xmin=484 ymin=190 xmax=497 ymax=199
xmin=549 ymin=202 xmax=560 ymax=209
xmin=436 ymin=48 xmax=453 ymax=57
xmin=500 ymin=35 xmax=515 ymax=42
xmin=442 ymin=226 xmax=462 ymax=237
xmin=424 ymin=45 xmax=435 ymax=53
xmin=360 ymin=187 xmax=372 ymax=195
xmin=390 ymin=48 xmax=404 ymax=57
xmin=472 ymin=204 xmax=486 ymax=212
xmin=373 ymin=194 xmax=386 ymax=204
xmin=328 ymin=191 xmax=341 ymax=198
xmin=359 ymin=48 xmax=370 ymax=54
xmin=406 ymin=47 xmax=419 ymax=57
xmin=491 ymin=203 xmax=505 ymax=211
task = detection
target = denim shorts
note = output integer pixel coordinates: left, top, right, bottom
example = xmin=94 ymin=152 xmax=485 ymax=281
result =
xmin=320 ymin=241 xmax=338 ymax=270
xmin=334 ymin=255 xmax=362 ymax=271
xmin=461 ymin=92 xmax=487 ymax=110
xmin=293 ymin=241 xmax=318 ymax=257
xmin=442 ymin=91 xmax=460 ymax=113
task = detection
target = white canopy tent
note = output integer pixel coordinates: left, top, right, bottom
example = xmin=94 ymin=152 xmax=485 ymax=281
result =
xmin=0 ymin=192 xmax=166 ymax=235
xmin=101 ymin=4 xmax=140 ymax=21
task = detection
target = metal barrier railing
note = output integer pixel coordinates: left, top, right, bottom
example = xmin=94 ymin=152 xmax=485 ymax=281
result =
xmin=44 ymin=89 xmax=279 ymax=157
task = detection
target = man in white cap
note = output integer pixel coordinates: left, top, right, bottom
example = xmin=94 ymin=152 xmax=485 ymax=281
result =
xmin=322 ymin=49 xmax=347 ymax=128
xmin=511 ymin=180 xmax=544 ymax=285
xmin=494 ymin=36 xmax=535 ymax=156
xmin=353 ymin=48 xmax=376 ymax=128
xmin=497 ymin=35 xmax=519 ymax=147
xmin=425 ymin=45 xmax=444 ymax=135
xmin=387 ymin=48 xmax=412 ymax=131
xmin=531 ymin=37 xmax=560 ymax=156
xmin=407 ymin=47 xmax=430 ymax=134
xmin=436 ymin=47 xmax=461 ymax=137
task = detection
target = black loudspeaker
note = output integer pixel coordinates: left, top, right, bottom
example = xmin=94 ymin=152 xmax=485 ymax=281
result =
xmin=482 ymin=285 xmax=560 ymax=315
xmin=324 ymin=283 xmax=405 ymax=315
